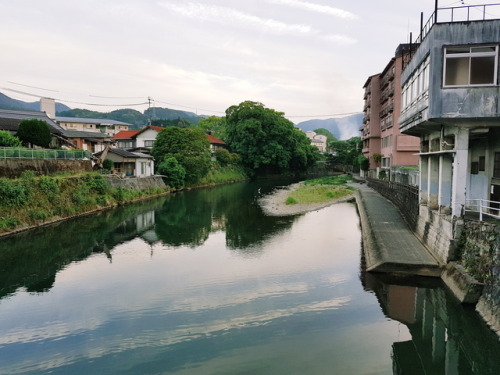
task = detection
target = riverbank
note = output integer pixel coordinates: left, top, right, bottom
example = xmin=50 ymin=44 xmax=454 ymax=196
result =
xmin=259 ymin=178 xmax=356 ymax=216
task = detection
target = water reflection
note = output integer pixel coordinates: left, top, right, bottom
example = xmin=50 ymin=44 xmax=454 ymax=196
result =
xmin=0 ymin=181 xmax=297 ymax=299
xmin=363 ymin=273 xmax=500 ymax=375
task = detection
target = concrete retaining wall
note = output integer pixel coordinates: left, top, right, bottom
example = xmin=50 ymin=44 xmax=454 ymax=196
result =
xmin=103 ymin=175 xmax=167 ymax=191
xmin=0 ymin=159 xmax=92 ymax=178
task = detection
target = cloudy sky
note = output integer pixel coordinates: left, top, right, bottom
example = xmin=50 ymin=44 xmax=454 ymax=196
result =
xmin=0 ymin=0 xmax=491 ymax=122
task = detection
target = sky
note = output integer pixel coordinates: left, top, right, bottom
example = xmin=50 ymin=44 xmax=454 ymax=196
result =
xmin=0 ymin=0 xmax=492 ymax=123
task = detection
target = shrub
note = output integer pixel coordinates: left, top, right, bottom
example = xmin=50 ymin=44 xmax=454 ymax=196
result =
xmin=82 ymin=174 xmax=108 ymax=195
xmin=0 ymin=178 xmax=29 ymax=207
xmin=102 ymin=158 xmax=114 ymax=171
xmin=0 ymin=131 xmax=21 ymax=147
xmin=16 ymin=119 xmax=52 ymax=148
xmin=215 ymin=149 xmax=231 ymax=167
xmin=38 ymin=176 xmax=60 ymax=198
xmin=285 ymin=197 xmax=298 ymax=205
xmin=158 ymin=157 xmax=186 ymax=189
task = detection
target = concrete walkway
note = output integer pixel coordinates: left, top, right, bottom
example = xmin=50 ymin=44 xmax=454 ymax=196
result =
xmin=353 ymin=182 xmax=442 ymax=277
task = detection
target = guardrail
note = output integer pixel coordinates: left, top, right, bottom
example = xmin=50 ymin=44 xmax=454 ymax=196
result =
xmin=0 ymin=147 xmax=92 ymax=160
xmin=464 ymin=198 xmax=500 ymax=221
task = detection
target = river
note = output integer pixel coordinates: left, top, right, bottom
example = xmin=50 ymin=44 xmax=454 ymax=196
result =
xmin=0 ymin=181 xmax=499 ymax=375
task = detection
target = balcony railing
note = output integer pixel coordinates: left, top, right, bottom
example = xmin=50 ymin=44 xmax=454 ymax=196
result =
xmin=464 ymin=198 xmax=500 ymax=221
xmin=415 ymin=3 xmax=500 ymax=44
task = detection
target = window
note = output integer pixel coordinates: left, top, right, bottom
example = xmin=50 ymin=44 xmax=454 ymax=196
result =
xmin=494 ymin=152 xmax=500 ymax=178
xmin=144 ymin=140 xmax=154 ymax=147
xmin=444 ymin=46 xmax=498 ymax=87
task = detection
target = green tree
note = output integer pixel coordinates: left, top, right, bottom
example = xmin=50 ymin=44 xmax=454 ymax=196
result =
xmin=16 ymin=119 xmax=52 ymax=148
xmin=197 ymin=116 xmax=227 ymax=141
xmin=157 ymin=157 xmax=186 ymax=189
xmin=328 ymin=137 xmax=362 ymax=170
xmin=225 ymin=101 xmax=317 ymax=174
xmin=0 ymin=131 xmax=22 ymax=147
xmin=151 ymin=127 xmax=211 ymax=184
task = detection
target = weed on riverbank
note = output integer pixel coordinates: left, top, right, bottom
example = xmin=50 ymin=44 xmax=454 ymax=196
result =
xmin=285 ymin=175 xmax=354 ymax=205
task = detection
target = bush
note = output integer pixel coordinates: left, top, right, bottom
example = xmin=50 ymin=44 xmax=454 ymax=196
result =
xmin=102 ymin=158 xmax=114 ymax=171
xmin=215 ymin=149 xmax=231 ymax=167
xmin=0 ymin=131 xmax=21 ymax=147
xmin=16 ymin=119 xmax=52 ymax=148
xmin=0 ymin=178 xmax=29 ymax=207
xmin=38 ymin=176 xmax=60 ymax=198
xmin=158 ymin=157 xmax=186 ymax=189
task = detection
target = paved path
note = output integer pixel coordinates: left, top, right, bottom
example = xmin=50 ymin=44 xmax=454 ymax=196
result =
xmin=353 ymin=182 xmax=442 ymax=277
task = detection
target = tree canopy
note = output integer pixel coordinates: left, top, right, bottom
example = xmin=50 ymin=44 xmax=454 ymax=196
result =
xmin=327 ymin=137 xmax=363 ymax=171
xmin=0 ymin=131 xmax=21 ymax=147
xmin=16 ymin=119 xmax=52 ymax=148
xmin=225 ymin=101 xmax=317 ymax=175
xmin=313 ymin=128 xmax=336 ymax=141
xmin=151 ymin=127 xmax=211 ymax=185
xmin=197 ymin=116 xmax=227 ymax=141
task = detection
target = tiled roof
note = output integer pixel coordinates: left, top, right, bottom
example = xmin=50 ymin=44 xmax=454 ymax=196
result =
xmin=207 ymin=134 xmax=226 ymax=144
xmin=107 ymin=148 xmax=154 ymax=159
xmin=114 ymin=130 xmax=141 ymax=139
xmin=0 ymin=109 xmax=65 ymax=134
xmin=63 ymin=130 xmax=112 ymax=139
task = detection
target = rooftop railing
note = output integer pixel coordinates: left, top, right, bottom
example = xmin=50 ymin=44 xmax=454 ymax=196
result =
xmin=415 ymin=3 xmax=500 ymax=44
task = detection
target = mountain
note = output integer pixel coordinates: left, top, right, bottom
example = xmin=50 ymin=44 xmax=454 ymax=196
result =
xmin=295 ymin=113 xmax=363 ymax=140
xmin=0 ymin=92 xmax=71 ymax=112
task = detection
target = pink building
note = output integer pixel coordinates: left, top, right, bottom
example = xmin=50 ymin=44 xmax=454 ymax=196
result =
xmin=361 ymin=44 xmax=420 ymax=177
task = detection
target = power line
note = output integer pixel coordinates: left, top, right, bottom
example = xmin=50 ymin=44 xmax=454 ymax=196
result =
xmin=286 ymin=111 xmax=363 ymax=118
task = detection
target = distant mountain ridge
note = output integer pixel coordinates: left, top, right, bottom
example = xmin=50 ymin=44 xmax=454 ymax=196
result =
xmin=0 ymin=92 xmax=70 ymax=113
xmin=295 ymin=113 xmax=363 ymax=140
xmin=0 ymin=92 xmax=206 ymax=128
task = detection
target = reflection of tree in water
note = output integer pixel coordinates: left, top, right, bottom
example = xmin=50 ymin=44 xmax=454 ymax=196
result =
xmin=0 ymin=198 xmax=167 ymax=299
xmin=154 ymin=193 xmax=212 ymax=247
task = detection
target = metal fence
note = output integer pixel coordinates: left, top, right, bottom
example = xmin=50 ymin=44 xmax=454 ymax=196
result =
xmin=464 ymin=199 xmax=500 ymax=222
xmin=367 ymin=178 xmax=420 ymax=230
xmin=0 ymin=147 xmax=92 ymax=160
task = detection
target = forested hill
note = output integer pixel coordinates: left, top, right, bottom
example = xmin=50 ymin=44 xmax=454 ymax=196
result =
xmin=0 ymin=92 xmax=70 ymax=112
xmin=295 ymin=113 xmax=363 ymax=140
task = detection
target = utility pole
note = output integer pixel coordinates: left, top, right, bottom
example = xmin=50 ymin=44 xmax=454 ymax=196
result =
xmin=147 ymin=96 xmax=152 ymax=125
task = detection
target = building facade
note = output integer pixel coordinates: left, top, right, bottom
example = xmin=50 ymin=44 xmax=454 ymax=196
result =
xmin=362 ymin=46 xmax=420 ymax=176
xmin=399 ymin=3 xmax=500 ymax=262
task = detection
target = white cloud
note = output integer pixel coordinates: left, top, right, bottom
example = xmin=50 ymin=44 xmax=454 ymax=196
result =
xmin=158 ymin=1 xmax=316 ymax=36
xmin=270 ymin=0 xmax=358 ymax=19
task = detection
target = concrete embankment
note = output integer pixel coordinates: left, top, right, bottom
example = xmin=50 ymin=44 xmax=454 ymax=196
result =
xmin=354 ymin=183 xmax=442 ymax=277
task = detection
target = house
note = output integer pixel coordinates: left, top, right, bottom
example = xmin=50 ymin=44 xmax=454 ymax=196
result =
xmin=0 ymin=108 xmax=69 ymax=148
xmin=305 ymin=131 xmax=327 ymax=153
xmin=361 ymin=45 xmax=420 ymax=177
xmin=113 ymin=126 xmax=164 ymax=152
xmin=207 ymin=134 xmax=226 ymax=153
xmin=56 ymin=116 xmax=131 ymax=136
xmin=96 ymin=148 xmax=154 ymax=177
xmin=399 ymin=3 xmax=500 ymax=261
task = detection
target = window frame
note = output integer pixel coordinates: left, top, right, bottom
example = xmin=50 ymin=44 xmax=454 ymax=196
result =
xmin=443 ymin=45 xmax=499 ymax=88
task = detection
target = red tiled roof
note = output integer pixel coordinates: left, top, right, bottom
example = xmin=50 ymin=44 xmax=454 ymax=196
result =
xmin=148 ymin=125 xmax=165 ymax=132
xmin=207 ymin=134 xmax=226 ymax=144
xmin=113 ymin=130 xmax=140 ymax=139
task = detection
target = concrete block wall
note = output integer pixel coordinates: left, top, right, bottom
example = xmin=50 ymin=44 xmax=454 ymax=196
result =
xmin=0 ymin=159 xmax=92 ymax=178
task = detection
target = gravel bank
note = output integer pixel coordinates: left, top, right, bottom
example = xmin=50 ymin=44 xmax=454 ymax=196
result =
xmin=259 ymin=182 xmax=356 ymax=216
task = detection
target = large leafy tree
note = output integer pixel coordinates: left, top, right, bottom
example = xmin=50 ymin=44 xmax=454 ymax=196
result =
xmin=151 ymin=127 xmax=211 ymax=184
xmin=197 ymin=116 xmax=227 ymax=141
xmin=328 ymin=137 xmax=363 ymax=169
xmin=225 ymin=101 xmax=317 ymax=174
xmin=16 ymin=119 xmax=52 ymax=148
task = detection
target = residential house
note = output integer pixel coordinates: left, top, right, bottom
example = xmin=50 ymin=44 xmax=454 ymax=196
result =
xmin=0 ymin=108 xmax=69 ymax=148
xmin=399 ymin=3 xmax=500 ymax=262
xmin=56 ymin=116 xmax=131 ymax=136
xmin=97 ymin=148 xmax=154 ymax=177
xmin=207 ymin=134 xmax=226 ymax=153
xmin=305 ymin=131 xmax=327 ymax=153
xmin=113 ymin=126 xmax=164 ymax=153
xmin=361 ymin=45 xmax=420 ymax=177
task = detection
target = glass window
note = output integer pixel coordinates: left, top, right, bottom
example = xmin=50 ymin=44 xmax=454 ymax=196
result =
xmin=444 ymin=45 xmax=498 ymax=87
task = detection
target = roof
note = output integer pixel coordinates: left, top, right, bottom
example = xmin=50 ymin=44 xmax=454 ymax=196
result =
xmin=114 ymin=130 xmax=141 ymax=139
xmin=0 ymin=108 xmax=65 ymax=134
xmin=63 ymin=130 xmax=113 ymax=139
xmin=207 ymin=134 xmax=226 ymax=145
xmin=56 ymin=116 xmax=132 ymax=126
xmin=105 ymin=148 xmax=154 ymax=159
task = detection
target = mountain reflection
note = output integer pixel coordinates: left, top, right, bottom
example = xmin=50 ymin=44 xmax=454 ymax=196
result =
xmin=0 ymin=181 xmax=298 ymax=299
xmin=363 ymin=273 xmax=500 ymax=375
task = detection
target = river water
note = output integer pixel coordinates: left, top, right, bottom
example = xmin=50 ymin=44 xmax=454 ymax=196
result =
xmin=0 ymin=181 xmax=499 ymax=375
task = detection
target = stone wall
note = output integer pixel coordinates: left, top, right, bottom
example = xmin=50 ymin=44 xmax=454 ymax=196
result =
xmin=103 ymin=175 xmax=167 ymax=191
xmin=460 ymin=220 xmax=500 ymax=334
xmin=0 ymin=159 xmax=92 ymax=178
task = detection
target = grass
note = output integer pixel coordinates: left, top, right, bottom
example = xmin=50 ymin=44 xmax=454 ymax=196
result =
xmin=285 ymin=175 xmax=355 ymax=205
